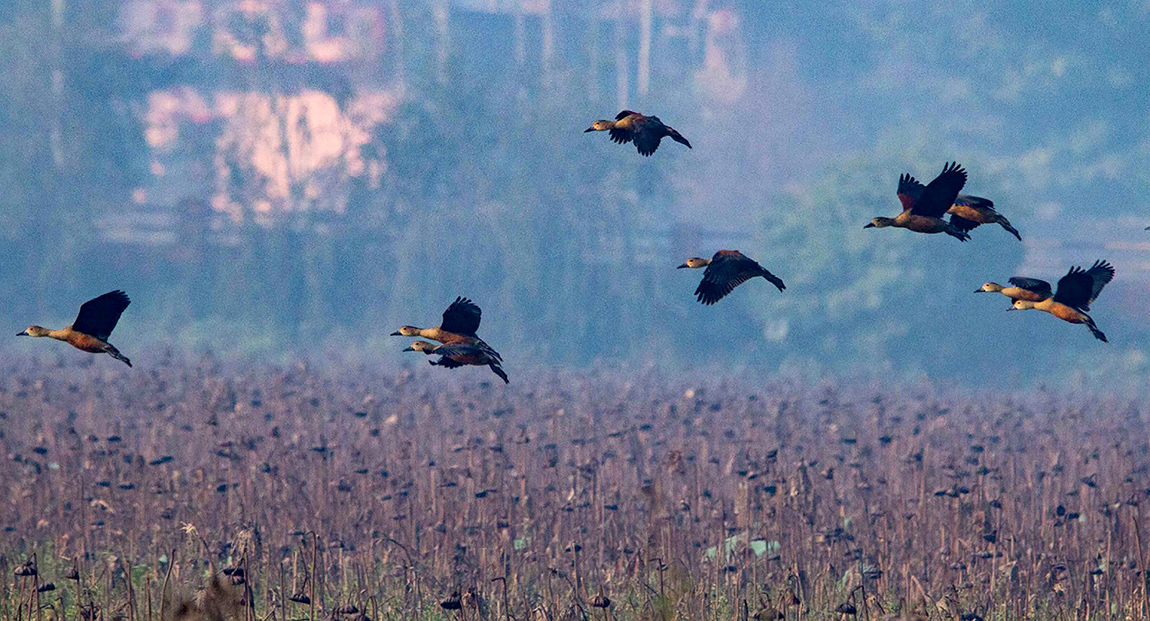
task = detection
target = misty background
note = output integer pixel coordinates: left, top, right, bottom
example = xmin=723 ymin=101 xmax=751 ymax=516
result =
xmin=1 ymin=0 xmax=1148 ymax=386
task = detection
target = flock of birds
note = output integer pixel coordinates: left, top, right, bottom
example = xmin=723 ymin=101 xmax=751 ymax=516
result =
xmin=14 ymin=110 xmax=1126 ymax=381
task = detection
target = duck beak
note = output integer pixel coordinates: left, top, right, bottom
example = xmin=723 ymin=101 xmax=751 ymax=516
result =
xmin=390 ymin=331 xmax=401 ymax=336
xmin=863 ymin=223 xmax=875 ymax=229
xmin=1006 ymin=307 xmax=1018 ymax=312
xmin=583 ymin=127 xmax=595 ymax=133
xmin=974 ymin=289 xmax=986 ymax=293
xmin=402 ymin=346 xmax=415 ymax=352
xmin=16 ymin=331 xmax=27 ymax=336
xmin=677 ymin=263 xmax=689 ymax=269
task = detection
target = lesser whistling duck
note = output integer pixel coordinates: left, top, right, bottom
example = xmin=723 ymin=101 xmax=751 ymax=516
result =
xmin=390 ymin=297 xmax=502 ymax=361
xmin=865 ymin=163 xmax=971 ymax=241
xmin=975 ymin=279 xmax=1052 ymax=307
xmin=898 ymin=175 xmax=1020 ymax=240
xmin=678 ymin=250 xmax=785 ymax=305
xmin=404 ymin=341 xmax=509 ymax=384
xmin=18 ymin=290 xmax=132 ymax=366
xmin=584 ymin=110 xmax=691 ymax=156
xmin=1007 ymin=260 xmax=1115 ymax=342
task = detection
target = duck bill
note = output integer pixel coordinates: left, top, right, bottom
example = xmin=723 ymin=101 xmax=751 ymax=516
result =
xmin=676 ymin=263 xmax=689 ymax=269
xmin=863 ymin=223 xmax=875 ymax=229
xmin=15 ymin=331 xmax=27 ymax=336
xmin=390 ymin=331 xmax=401 ymax=336
xmin=973 ymin=289 xmax=987 ymax=293
xmin=402 ymin=346 xmax=415 ymax=352
xmin=583 ymin=127 xmax=595 ymax=133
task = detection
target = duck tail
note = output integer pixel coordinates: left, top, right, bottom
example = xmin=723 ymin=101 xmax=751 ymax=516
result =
xmin=760 ymin=269 xmax=786 ymax=292
xmin=997 ymin=216 xmax=1022 ymax=241
xmin=489 ymin=363 xmax=510 ymax=384
xmin=667 ymin=128 xmax=692 ymax=149
xmin=106 ymin=347 xmax=132 ymax=368
xmin=1085 ymin=315 xmax=1107 ymax=343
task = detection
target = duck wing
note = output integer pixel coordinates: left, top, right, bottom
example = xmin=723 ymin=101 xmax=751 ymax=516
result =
xmin=72 ymin=290 xmax=130 ymax=341
xmin=614 ymin=110 xmax=640 ymax=120
xmin=1053 ymin=260 xmax=1114 ymax=311
xmin=909 ymin=162 xmax=966 ymax=218
xmin=897 ymin=173 xmax=925 ymax=212
xmin=694 ymin=251 xmax=764 ymax=305
xmin=953 ymin=195 xmax=995 ymax=212
xmin=949 ymin=214 xmax=981 ymax=234
xmin=632 ymin=119 xmax=663 ymax=156
xmin=441 ymin=297 xmax=482 ymax=336
xmin=1007 ymin=277 xmax=1053 ymax=299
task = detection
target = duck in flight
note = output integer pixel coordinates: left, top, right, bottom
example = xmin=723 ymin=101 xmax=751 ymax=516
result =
xmin=865 ymin=163 xmax=971 ymax=241
xmin=898 ymin=175 xmax=1020 ymax=240
xmin=405 ymin=341 xmax=509 ymax=384
xmin=678 ymin=250 xmax=785 ymax=305
xmin=975 ymin=279 xmax=1051 ymax=307
xmin=1007 ymin=260 xmax=1115 ymax=342
xmin=17 ymin=290 xmax=132 ymax=366
xmin=584 ymin=110 xmax=691 ymax=156
xmin=391 ymin=297 xmax=502 ymax=361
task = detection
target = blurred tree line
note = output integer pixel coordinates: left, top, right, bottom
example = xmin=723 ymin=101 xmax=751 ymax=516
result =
xmin=1 ymin=0 xmax=1145 ymax=386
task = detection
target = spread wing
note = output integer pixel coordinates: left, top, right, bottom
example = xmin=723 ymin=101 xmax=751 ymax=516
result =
xmin=631 ymin=118 xmax=663 ymax=156
xmin=614 ymin=110 xmax=639 ymax=120
xmin=953 ymin=195 xmax=995 ymax=211
xmin=434 ymin=355 xmax=465 ymax=369
xmin=694 ymin=251 xmax=764 ymax=305
xmin=896 ymin=173 xmax=925 ymax=212
xmin=910 ymin=162 xmax=967 ymax=218
xmin=440 ymin=297 xmax=481 ymax=336
xmin=949 ymin=214 xmax=981 ymax=234
xmin=1053 ymin=260 xmax=1114 ymax=311
xmin=72 ymin=290 xmax=130 ymax=341
xmin=1007 ymin=277 xmax=1053 ymax=298
xmin=608 ymin=127 xmax=632 ymax=145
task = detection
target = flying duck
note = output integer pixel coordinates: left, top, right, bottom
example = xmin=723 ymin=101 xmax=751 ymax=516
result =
xmin=405 ymin=341 xmax=509 ymax=384
xmin=1007 ymin=260 xmax=1115 ymax=342
xmin=678 ymin=250 xmax=785 ymax=305
xmin=865 ymin=163 xmax=971 ymax=241
xmin=897 ymin=175 xmax=1020 ymax=240
xmin=391 ymin=297 xmax=502 ymax=361
xmin=975 ymin=279 xmax=1052 ymax=307
xmin=17 ymin=290 xmax=132 ymax=366
xmin=584 ymin=110 xmax=691 ymax=156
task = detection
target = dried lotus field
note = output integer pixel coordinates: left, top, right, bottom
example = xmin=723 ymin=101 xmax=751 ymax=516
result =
xmin=1 ymin=359 xmax=1148 ymax=620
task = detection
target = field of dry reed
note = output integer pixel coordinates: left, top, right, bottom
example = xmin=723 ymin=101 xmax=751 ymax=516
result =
xmin=1 ymin=358 xmax=1148 ymax=620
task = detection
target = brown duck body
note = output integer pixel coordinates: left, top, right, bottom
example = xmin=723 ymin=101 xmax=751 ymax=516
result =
xmin=893 ymin=211 xmax=957 ymax=235
xmin=585 ymin=110 xmax=692 ymax=156
xmin=18 ymin=290 xmax=132 ymax=367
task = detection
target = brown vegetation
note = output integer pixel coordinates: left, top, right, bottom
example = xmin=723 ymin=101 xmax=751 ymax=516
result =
xmin=0 ymin=359 xmax=1147 ymax=619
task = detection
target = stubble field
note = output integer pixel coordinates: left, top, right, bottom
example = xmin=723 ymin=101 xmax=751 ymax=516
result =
xmin=1 ymin=358 xmax=1148 ymax=620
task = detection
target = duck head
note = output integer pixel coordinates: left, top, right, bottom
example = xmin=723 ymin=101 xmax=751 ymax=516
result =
xmin=390 ymin=326 xmax=421 ymax=337
xmin=864 ymin=217 xmax=895 ymax=229
xmin=584 ymin=120 xmax=613 ymax=133
xmin=677 ymin=257 xmax=711 ymax=269
xmin=17 ymin=326 xmax=48 ymax=337
xmin=403 ymin=341 xmax=438 ymax=354
xmin=976 ymin=282 xmax=1004 ymax=293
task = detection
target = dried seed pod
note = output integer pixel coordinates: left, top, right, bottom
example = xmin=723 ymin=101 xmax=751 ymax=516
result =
xmin=288 ymin=592 xmax=311 ymax=604
xmin=14 ymin=562 xmax=37 ymax=577
xmin=37 ymin=582 xmax=56 ymax=592
xmin=334 ymin=604 xmax=359 ymax=615
xmin=835 ymin=602 xmax=857 ymax=615
xmin=222 ymin=567 xmax=244 ymax=577
xmin=590 ymin=594 xmax=611 ymax=608
xmin=65 ymin=569 xmax=80 ymax=581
